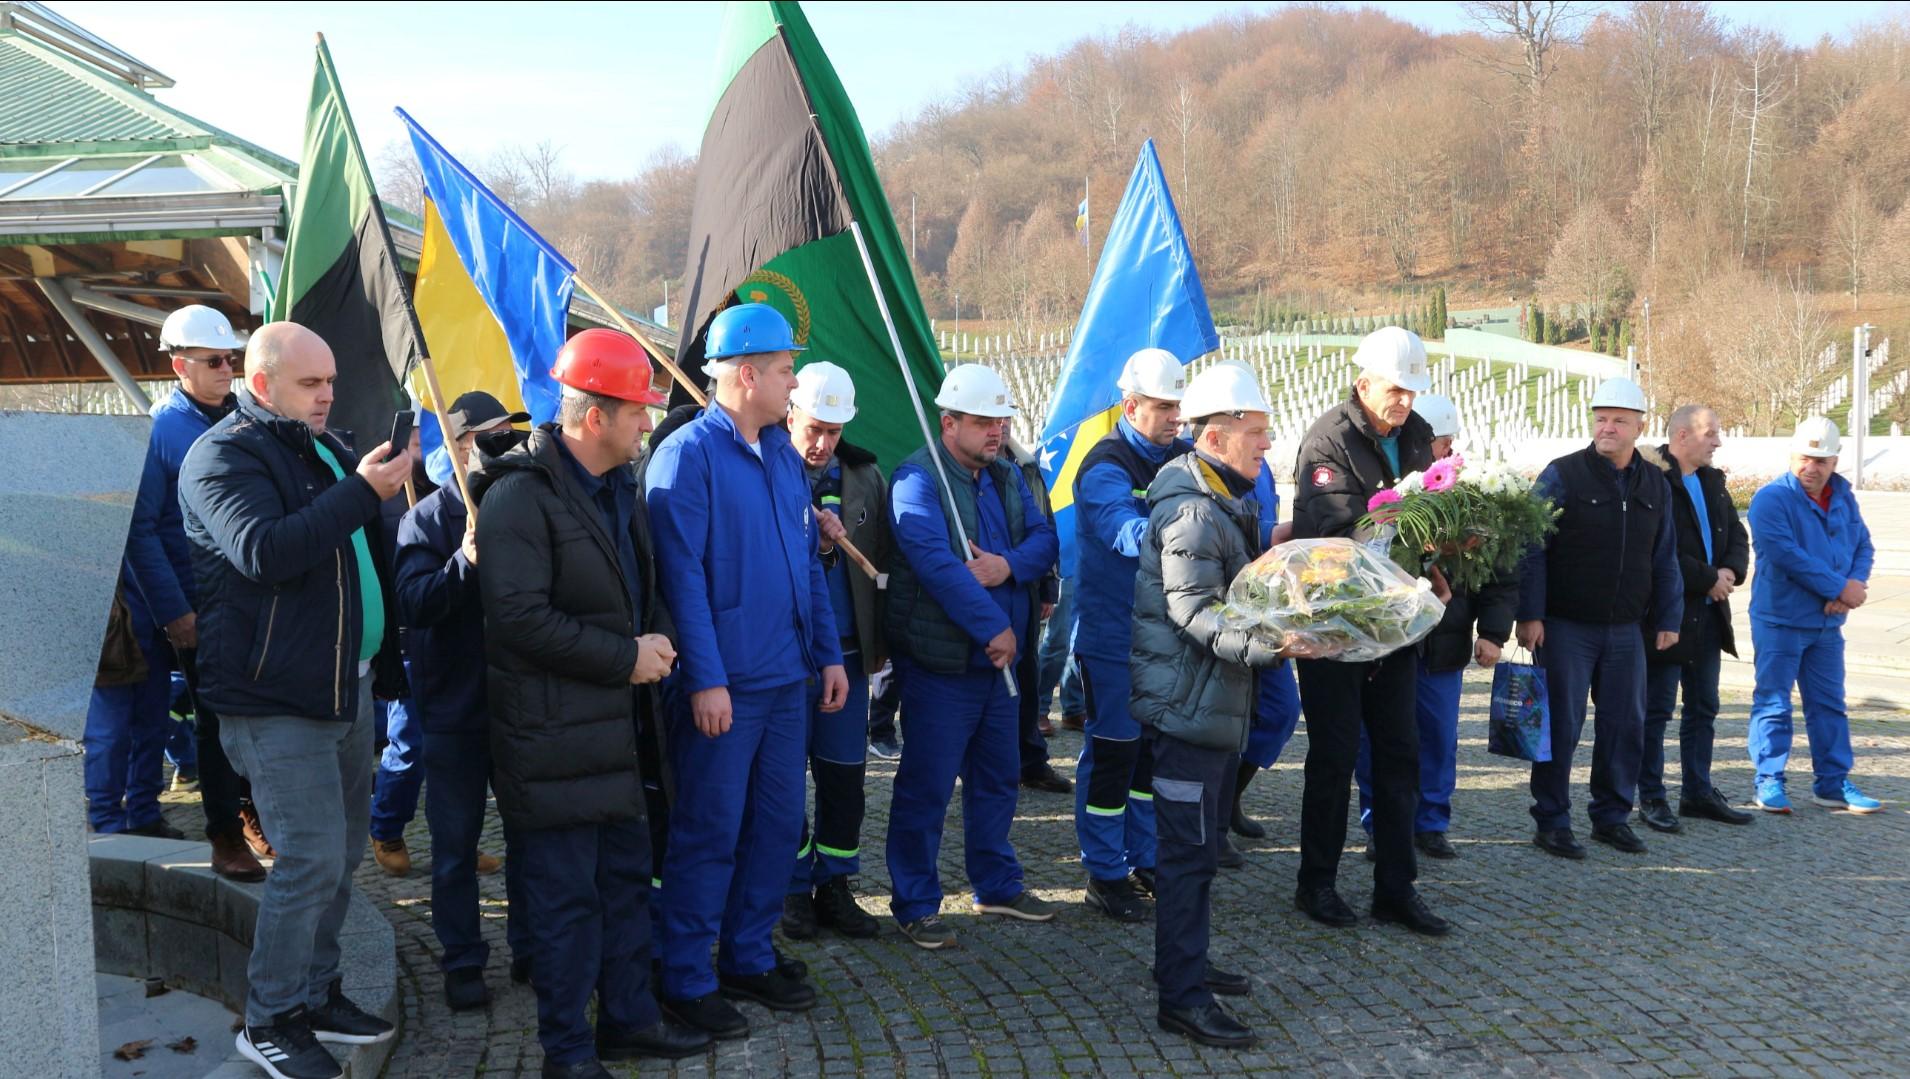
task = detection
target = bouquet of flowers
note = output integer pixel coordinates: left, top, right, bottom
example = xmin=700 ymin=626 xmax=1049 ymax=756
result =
xmin=1357 ymin=453 xmax=1559 ymax=595
xmin=1214 ymin=539 xmax=1447 ymax=663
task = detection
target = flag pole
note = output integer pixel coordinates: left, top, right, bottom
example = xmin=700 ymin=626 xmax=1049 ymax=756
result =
xmin=849 ymin=220 xmax=1016 ymax=697
xmin=414 ymin=348 xmax=477 ymax=520
xmin=572 ymin=275 xmax=709 ymax=407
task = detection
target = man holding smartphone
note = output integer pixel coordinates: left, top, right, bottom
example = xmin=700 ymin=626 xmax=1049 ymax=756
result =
xmin=179 ymin=322 xmax=413 ymax=1079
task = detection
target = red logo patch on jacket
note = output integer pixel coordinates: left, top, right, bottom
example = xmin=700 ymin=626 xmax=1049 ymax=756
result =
xmin=1311 ymin=465 xmax=1335 ymax=488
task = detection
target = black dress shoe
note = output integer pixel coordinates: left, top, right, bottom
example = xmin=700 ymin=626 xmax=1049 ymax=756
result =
xmin=1020 ymin=764 xmax=1073 ymax=794
xmin=1591 ymin=822 xmax=1647 ymax=853
xmin=1533 ymin=828 xmax=1587 ymax=859
xmin=1217 ymin=836 xmax=1245 ymax=869
xmin=126 ymin=819 xmax=186 ymax=840
xmin=510 ymin=956 xmax=532 ymax=984
xmin=1203 ymin=966 xmax=1251 ymax=996
xmin=1294 ymin=885 xmax=1358 ymax=928
xmin=662 ymin=992 xmax=749 ymax=1040
xmin=596 ymin=1019 xmax=712 ymax=1061
xmin=1680 ymin=788 xmax=1755 ymax=825
xmin=444 ymin=966 xmax=491 ymax=1011
xmin=1230 ymin=804 xmax=1267 ymax=839
xmin=774 ymin=948 xmax=808 ymax=982
xmin=1158 ymin=1000 xmax=1256 ymax=1047
xmin=1414 ymin=831 xmax=1458 ymax=859
xmin=542 ymin=1059 xmax=613 ymax=1079
xmin=1637 ymin=798 xmax=1682 ymax=834
xmin=1371 ymin=891 xmax=1452 ymax=937
xmin=718 ymin=969 xmax=817 ymax=1012
xmin=781 ymin=891 xmax=818 ymax=940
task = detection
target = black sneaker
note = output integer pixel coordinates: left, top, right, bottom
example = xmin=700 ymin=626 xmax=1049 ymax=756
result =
xmin=781 ymin=891 xmax=818 ymax=940
xmin=868 ymin=737 xmax=901 ymax=761
xmin=813 ymin=875 xmax=880 ymax=938
xmin=1084 ymin=875 xmax=1148 ymax=923
xmin=236 ymin=1007 xmax=342 ymax=1079
xmin=719 ymin=968 xmax=817 ymax=1012
xmin=663 ymin=992 xmax=750 ymax=1040
xmin=307 ymin=979 xmax=394 ymax=1045
xmin=1129 ymin=866 xmax=1156 ymax=898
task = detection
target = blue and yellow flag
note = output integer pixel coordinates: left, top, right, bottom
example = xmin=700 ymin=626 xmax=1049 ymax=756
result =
xmin=1075 ymin=196 xmax=1089 ymax=246
xmin=1039 ymin=139 xmax=1218 ymax=577
xmin=396 ymin=108 xmax=576 ymax=481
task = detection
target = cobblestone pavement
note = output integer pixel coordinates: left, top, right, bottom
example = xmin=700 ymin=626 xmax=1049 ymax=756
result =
xmin=167 ymin=678 xmax=1910 ymax=1077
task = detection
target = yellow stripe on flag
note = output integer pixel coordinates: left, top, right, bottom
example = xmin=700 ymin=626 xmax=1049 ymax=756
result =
xmin=1047 ymin=404 xmax=1121 ymax=515
xmin=409 ymin=198 xmax=528 ymax=415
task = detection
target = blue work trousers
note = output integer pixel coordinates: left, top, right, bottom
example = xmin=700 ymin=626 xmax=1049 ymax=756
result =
xmin=518 ymin=817 xmax=659 ymax=1066
xmin=886 ymin=658 xmax=1024 ymax=924
xmin=1356 ymin=660 xmax=1463 ymax=835
xmin=1244 ymin=662 xmax=1302 ymax=770
xmin=1074 ymin=655 xmax=1155 ymax=881
xmin=1748 ymin=622 xmax=1853 ymax=800
xmin=792 ymin=651 xmax=870 ymax=891
xmin=83 ymin=629 xmax=172 ymax=833
xmin=1150 ymin=732 xmax=1233 ymax=1012
xmin=1530 ymin=617 xmax=1646 ymax=830
xmin=659 ymin=679 xmax=807 ymax=999
xmin=1036 ymin=578 xmax=1084 ymax=718
xmin=425 ymin=728 xmax=529 ymax=972
xmin=370 ymin=673 xmax=422 ymax=841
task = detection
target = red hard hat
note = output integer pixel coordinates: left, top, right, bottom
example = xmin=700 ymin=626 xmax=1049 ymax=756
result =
xmin=549 ymin=328 xmax=667 ymax=406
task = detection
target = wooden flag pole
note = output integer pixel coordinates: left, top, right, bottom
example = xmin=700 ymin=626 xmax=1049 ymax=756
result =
xmin=414 ymin=348 xmax=477 ymax=523
xmin=834 ymin=533 xmax=885 ymax=587
xmin=572 ymin=275 xmax=708 ymax=407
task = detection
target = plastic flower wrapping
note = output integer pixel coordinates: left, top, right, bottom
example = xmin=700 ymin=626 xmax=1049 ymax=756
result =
xmin=1214 ymin=539 xmax=1447 ymax=663
xmin=1356 ymin=453 xmax=1560 ymax=594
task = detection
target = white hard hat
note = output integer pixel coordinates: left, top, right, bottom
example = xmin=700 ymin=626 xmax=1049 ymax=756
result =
xmin=1181 ymin=363 xmax=1273 ymax=420
xmin=1589 ymin=377 xmax=1648 ymax=412
xmin=934 ymin=363 xmax=1018 ymax=418
xmin=1351 ymin=326 xmax=1430 ymax=393
xmin=1792 ymin=416 xmax=1841 ymax=459
xmin=158 ymin=305 xmax=241 ymax=352
xmin=791 ymin=361 xmax=857 ymax=424
xmin=1413 ymin=393 xmax=1459 ymax=437
xmin=1116 ymin=347 xmax=1186 ymax=401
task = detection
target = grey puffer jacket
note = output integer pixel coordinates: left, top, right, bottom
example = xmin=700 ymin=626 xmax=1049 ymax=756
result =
xmin=1130 ymin=452 xmax=1283 ymax=752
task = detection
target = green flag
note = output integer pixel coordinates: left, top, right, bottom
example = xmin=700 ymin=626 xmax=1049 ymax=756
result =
xmin=276 ymin=35 xmax=423 ymax=452
xmin=677 ymin=0 xmax=944 ymax=471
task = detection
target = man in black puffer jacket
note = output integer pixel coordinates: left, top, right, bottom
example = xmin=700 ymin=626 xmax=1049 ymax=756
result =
xmin=474 ymin=330 xmax=708 ymax=1078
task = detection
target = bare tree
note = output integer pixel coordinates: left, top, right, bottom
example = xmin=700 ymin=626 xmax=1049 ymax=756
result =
xmin=1539 ymin=202 xmax=1637 ymax=330
xmin=1768 ymin=271 xmax=1836 ymax=428
xmin=512 ymin=140 xmax=573 ymax=207
xmin=1733 ymin=35 xmax=1791 ymax=263
xmin=373 ymin=138 xmax=424 ymax=218
xmin=1825 ymin=183 xmax=1879 ymax=310
xmin=1462 ymin=1 xmax=1591 ymax=111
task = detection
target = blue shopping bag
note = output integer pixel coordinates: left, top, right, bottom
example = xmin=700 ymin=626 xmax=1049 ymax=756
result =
xmin=1487 ymin=656 xmax=1552 ymax=763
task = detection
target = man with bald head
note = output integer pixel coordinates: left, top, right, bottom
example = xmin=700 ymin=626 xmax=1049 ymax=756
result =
xmin=180 ymin=322 xmax=413 ymax=1079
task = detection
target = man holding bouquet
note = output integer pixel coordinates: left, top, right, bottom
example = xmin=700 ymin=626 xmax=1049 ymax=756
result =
xmin=1290 ymin=327 xmax=1450 ymax=938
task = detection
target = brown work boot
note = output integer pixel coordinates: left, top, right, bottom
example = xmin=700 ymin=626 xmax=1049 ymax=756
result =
xmin=475 ymin=851 xmax=502 ymax=876
xmin=210 ymin=832 xmax=267 ymax=883
xmin=372 ymin=836 xmax=411 ymax=877
xmin=238 ymin=804 xmax=277 ymax=860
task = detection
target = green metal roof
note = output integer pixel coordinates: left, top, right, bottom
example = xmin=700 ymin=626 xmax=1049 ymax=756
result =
xmin=0 ymin=35 xmax=190 ymax=145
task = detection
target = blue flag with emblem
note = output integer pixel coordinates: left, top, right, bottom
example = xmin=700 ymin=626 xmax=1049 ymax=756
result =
xmin=1039 ymin=139 xmax=1218 ymax=577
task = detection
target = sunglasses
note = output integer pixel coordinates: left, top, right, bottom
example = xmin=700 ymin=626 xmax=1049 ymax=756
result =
xmin=183 ymin=351 xmax=239 ymax=369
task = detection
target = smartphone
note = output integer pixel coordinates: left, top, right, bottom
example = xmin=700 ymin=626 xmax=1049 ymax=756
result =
xmin=387 ymin=410 xmax=416 ymax=458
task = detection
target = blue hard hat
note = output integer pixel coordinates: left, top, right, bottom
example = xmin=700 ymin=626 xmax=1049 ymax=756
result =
xmin=704 ymin=302 xmax=805 ymax=361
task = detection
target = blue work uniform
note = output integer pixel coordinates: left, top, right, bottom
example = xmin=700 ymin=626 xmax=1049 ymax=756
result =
xmin=645 ymin=405 xmax=840 ymax=1000
xmin=885 ymin=447 xmax=1057 ymax=924
xmin=1745 ymin=472 xmax=1874 ymax=799
xmin=1244 ymin=461 xmax=1302 ymax=769
xmin=1070 ymin=418 xmax=1189 ymax=882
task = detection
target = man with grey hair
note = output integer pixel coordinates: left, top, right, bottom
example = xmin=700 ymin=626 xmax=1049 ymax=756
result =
xmin=180 ymin=322 xmax=412 ymax=1079
xmin=1638 ymin=405 xmax=1753 ymax=830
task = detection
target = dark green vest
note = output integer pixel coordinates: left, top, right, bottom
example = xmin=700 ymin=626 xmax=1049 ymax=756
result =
xmin=885 ymin=440 xmax=1028 ymax=675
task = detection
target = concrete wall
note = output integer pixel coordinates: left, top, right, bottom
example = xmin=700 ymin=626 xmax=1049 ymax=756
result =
xmin=0 ymin=411 xmax=151 ymax=1077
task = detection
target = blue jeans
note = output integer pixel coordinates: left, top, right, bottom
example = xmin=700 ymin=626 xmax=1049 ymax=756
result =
xmin=1643 ymin=613 xmax=1723 ymax=801
xmin=1530 ymin=618 xmax=1646 ymax=830
xmin=792 ymin=651 xmax=870 ymax=890
xmin=1748 ymin=622 xmax=1852 ymax=799
xmin=519 ymin=817 xmax=658 ymax=1066
xmin=659 ymin=680 xmax=808 ymax=999
xmin=218 ymin=673 xmax=374 ymax=1024
xmin=83 ymin=629 xmax=172 ymax=832
xmin=887 ymin=658 xmax=1024 ymax=924
xmin=425 ymin=729 xmax=529 ymax=972
xmin=1036 ymin=578 xmax=1084 ymax=718
xmin=1356 ymin=660 xmax=1463 ymax=834
xmin=370 ymin=675 xmax=422 ymax=842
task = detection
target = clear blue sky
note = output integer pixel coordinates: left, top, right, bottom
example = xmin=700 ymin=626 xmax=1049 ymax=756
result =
xmin=54 ymin=1 xmax=1906 ymax=181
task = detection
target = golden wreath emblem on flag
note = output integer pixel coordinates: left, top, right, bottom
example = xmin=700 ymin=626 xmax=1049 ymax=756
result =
xmin=738 ymin=269 xmax=812 ymax=347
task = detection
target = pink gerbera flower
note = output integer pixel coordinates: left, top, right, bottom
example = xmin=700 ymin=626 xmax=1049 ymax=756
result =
xmin=1422 ymin=453 xmax=1464 ymax=493
xmin=1367 ymin=488 xmax=1403 ymax=512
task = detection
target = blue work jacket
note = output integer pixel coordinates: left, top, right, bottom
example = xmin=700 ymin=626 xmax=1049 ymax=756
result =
xmin=1071 ymin=417 xmax=1189 ymax=663
xmin=1747 ymin=471 xmax=1875 ymax=631
xmin=124 ymin=387 xmax=231 ymax=633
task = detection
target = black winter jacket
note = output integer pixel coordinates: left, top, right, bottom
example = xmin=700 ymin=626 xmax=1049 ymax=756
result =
xmin=1641 ymin=444 xmax=1750 ymax=664
xmin=178 ymin=393 xmax=404 ymax=721
xmin=1292 ymin=393 xmax=1436 ymax=540
xmin=472 ymin=425 xmax=669 ymax=832
xmin=1421 ymin=574 xmax=1518 ymax=673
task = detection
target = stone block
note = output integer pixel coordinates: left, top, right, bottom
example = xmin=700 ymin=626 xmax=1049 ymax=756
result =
xmin=146 ymin=913 xmax=222 ymax=1000
xmin=214 ymin=873 xmax=263 ymax=945
xmin=92 ymin=905 xmax=147 ymax=977
xmin=87 ymin=832 xmax=197 ymax=908
xmin=218 ymin=930 xmax=253 ymax=1015
xmin=144 ymin=843 xmax=221 ymax=924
